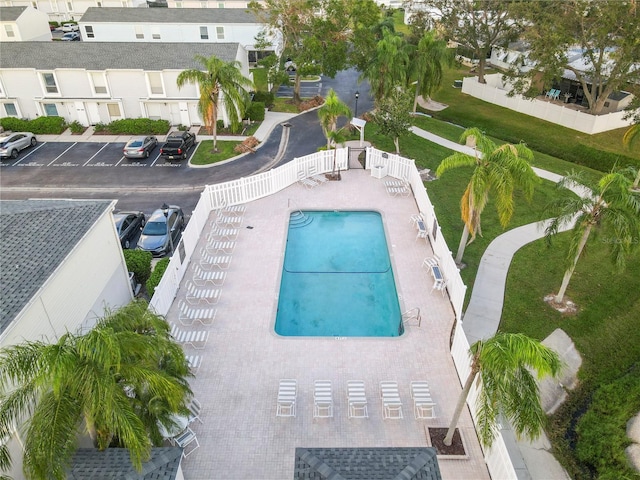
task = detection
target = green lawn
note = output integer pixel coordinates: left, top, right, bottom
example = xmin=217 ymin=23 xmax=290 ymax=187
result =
xmin=190 ymin=140 xmax=241 ymax=165
xmin=272 ymin=97 xmax=300 ymax=113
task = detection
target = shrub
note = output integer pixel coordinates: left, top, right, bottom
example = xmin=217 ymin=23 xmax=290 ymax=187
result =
xmin=93 ymin=122 xmax=107 ymax=133
xmin=101 ymin=118 xmax=170 ymax=135
xmin=245 ymin=101 xmax=265 ymax=122
xmin=0 ymin=116 xmax=66 ymax=134
xmin=217 ymin=119 xmax=225 ymax=130
xmin=252 ymin=91 xmax=274 ymax=106
xmin=68 ymin=120 xmax=85 ymax=134
xmin=123 ymin=250 xmax=153 ymax=284
xmin=177 ymin=124 xmax=188 ymax=131
xmin=146 ymin=258 xmax=170 ymax=298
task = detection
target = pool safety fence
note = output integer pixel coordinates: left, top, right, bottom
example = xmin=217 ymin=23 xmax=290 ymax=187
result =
xmin=147 ymin=145 xmax=517 ymax=479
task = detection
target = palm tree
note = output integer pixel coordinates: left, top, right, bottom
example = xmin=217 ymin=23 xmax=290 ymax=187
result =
xmin=0 ymin=300 xmax=191 ymax=479
xmin=436 ymin=128 xmax=539 ymax=263
xmin=545 ymin=170 xmax=640 ymax=304
xmin=327 ymin=126 xmax=349 ymax=178
xmin=622 ymin=123 xmax=640 ymax=190
xmin=360 ymin=27 xmax=410 ymax=104
xmin=409 ymin=31 xmax=452 ymax=113
xmin=317 ymin=89 xmax=351 ymax=151
xmin=177 ymin=55 xmax=253 ymax=152
xmin=445 ymin=332 xmax=562 ymax=447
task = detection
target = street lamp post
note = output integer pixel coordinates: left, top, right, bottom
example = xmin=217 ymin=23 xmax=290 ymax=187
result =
xmin=354 ymin=91 xmax=360 ymax=118
xmin=161 ymin=202 xmax=174 ymax=256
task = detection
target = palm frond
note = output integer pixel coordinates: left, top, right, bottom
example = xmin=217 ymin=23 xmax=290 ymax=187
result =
xmin=435 ymin=152 xmax=476 ymax=177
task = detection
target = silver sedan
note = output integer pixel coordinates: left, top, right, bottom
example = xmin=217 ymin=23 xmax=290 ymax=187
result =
xmin=0 ymin=132 xmax=37 ymax=159
xmin=123 ymin=135 xmax=158 ymax=159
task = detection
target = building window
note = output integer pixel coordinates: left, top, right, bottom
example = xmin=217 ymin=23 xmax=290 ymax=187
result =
xmin=151 ymin=27 xmax=160 ymax=40
xmin=96 ymin=0 xmax=101 ymax=5
xmin=200 ymin=26 xmax=208 ymax=40
xmin=218 ymin=2 xmax=224 ymax=7
xmin=49 ymin=0 xmax=58 ymax=11
xmin=85 ymin=25 xmax=94 ymax=38
xmin=4 ymin=25 xmax=15 ymax=37
xmin=66 ymin=1 xmax=72 ymax=11
xmin=107 ymin=103 xmax=121 ymax=118
xmin=4 ymin=103 xmax=17 ymax=116
xmin=175 ymin=1 xmax=182 ymax=6
xmin=31 ymin=1 xmax=37 ymax=6
xmin=90 ymin=72 xmax=108 ymax=95
xmin=200 ymin=1 xmax=206 ymax=6
xmin=121 ymin=0 xmax=127 ymax=5
xmin=216 ymin=26 xmax=224 ymax=39
xmin=147 ymin=72 xmax=164 ymax=95
xmin=41 ymin=73 xmax=59 ymax=94
xmin=134 ymin=25 xmax=144 ymax=39
xmin=43 ymin=103 xmax=58 ymax=116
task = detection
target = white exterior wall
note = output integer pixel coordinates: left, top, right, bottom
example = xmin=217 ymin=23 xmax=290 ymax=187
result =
xmin=0 ymin=0 xmax=136 ymax=21
xmin=165 ymin=0 xmax=257 ymax=8
xmin=79 ymin=21 xmax=266 ymax=47
xmin=0 ymin=45 xmax=250 ymax=126
xmin=0 ymin=7 xmax=52 ymax=41
xmin=0 ymin=210 xmax=132 ymax=349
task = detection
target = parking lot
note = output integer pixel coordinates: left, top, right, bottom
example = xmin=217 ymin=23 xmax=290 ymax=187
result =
xmin=0 ymin=141 xmax=198 ymax=169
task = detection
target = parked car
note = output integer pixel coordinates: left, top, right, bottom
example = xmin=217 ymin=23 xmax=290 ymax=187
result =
xmin=59 ymin=23 xmax=79 ymax=32
xmin=61 ymin=32 xmax=80 ymax=41
xmin=159 ymin=131 xmax=196 ymax=162
xmin=0 ymin=132 xmax=37 ymax=160
xmin=113 ymin=211 xmax=146 ymax=249
xmin=137 ymin=205 xmax=185 ymax=257
xmin=123 ymin=136 xmax=158 ymax=159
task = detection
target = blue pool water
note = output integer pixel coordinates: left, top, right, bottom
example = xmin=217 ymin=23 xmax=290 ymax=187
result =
xmin=275 ymin=211 xmax=403 ymax=337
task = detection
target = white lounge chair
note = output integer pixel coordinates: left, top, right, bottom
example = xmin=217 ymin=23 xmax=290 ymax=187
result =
xmin=431 ymin=277 xmax=447 ymax=296
xmin=185 ymin=354 xmax=202 ymax=375
xmin=308 ymin=165 xmax=329 ymax=185
xmin=380 ymin=381 xmax=403 ymax=419
xmin=170 ymin=323 xmax=210 ymax=350
xmin=200 ymin=253 xmax=232 ymax=271
xmin=422 ymin=255 xmax=440 ymax=269
xmin=207 ymin=226 xmax=239 ymax=242
xmin=204 ymin=240 xmax=236 ymax=255
xmin=184 ymin=281 xmax=221 ymax=305
xmin=178 ymin=300 xmax=216 ymax=326
xmin=215 ymin=214 xmax=243 ymax=229
xmin=347 ymin=380 xmax=368 ymax=419
xmin=276 ymin=379 xmax=297 ymax=417
xmin=187 ymin=398 xmax=203 ymax=425
xmin=411 ymin=381 xmax=436 ymax=419
xmin=192 ymin=265 xmax=226 ymax=287
xmin=174 ymin=427 xmax=200 ymax=458
xmin=386 ymin=182 xmax=411 ymax=197
xmin=314 ymin=380 xmax=333 ymax=418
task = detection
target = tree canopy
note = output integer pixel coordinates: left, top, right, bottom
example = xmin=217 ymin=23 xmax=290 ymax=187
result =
xmin=511 ymin=0 xmax=640 ymax=114
xmin=414 ymin=0 xmax=523 ymax=84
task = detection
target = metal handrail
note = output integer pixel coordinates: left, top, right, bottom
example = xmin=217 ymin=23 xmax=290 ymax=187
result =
xmin=401 ymin=307 xmax=421 ymax=327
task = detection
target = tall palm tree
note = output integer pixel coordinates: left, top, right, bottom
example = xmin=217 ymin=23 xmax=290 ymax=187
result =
xmin=409 ymin=31 xmax=452 ymax=113
xmin=545 ymin=170 xmax=640 ymax=304
xmin=360 ymin=27 xmax=410 ymax=104
xmin=177 ymin=55 xmax=253 ymax=152
xmin=436 ymin=128 xmax=539 ymax=263
xmin=317 ymin=89 xmax=351 ymax=151
xmin=622 ymin=123 xmax=640 ymax=190
xmin=0 ymin=300 xmax=191 ymax=480
xmin=445 ymin=332 xmax=562 ymax=447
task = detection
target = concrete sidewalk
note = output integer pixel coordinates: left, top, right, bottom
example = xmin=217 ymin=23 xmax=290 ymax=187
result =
xmin=35 ymin=110 xmax=295 ymax=145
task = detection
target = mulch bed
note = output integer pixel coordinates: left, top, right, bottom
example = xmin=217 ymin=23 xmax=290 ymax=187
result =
xmin=428 ymin=427 xmax=466 ymax=456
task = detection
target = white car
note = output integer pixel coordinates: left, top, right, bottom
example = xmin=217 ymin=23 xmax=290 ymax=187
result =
xmin=0 ymin=132 xmax=37 ymax=159
xmin=59 ymin=23 xmax=79 ymax=32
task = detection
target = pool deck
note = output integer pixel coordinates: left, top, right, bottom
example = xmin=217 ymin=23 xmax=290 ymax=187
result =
xmin=168 ymin=168 xmax=490 ymax=479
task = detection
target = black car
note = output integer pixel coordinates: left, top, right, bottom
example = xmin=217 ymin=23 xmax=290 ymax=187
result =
xmin=113 ymin=211 xmax=145 ymax=249
xmin=137 ymin=205 xmax=185 ymax=257
xmin=159 ymin=131 xmax=196 ymax=161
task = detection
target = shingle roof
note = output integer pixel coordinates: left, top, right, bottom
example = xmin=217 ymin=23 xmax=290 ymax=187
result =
xmin=0 ymin=6 xmax=28 ymax=21
xmin=80 ymin=6 xmax=258 ymax=24
xmin=0 ymin=42 xmax=240 ymax=70
xmin=0 ymin=199 xmax=113 ymax=335
xmin=294 ymin=447 xmax=442 ymax=480
xmin=68 ymin=447 xmax=182 ymax=479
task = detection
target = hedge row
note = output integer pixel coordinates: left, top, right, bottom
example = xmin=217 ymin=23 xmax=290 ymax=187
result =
xmin=146 ymin=258 xmax=170 ymax=298
xmin=0 ymin=116 xmax=67 ymax=134
xmin=94 ymin=118 xmax=170 ymax=135
xmin=123 ymin=250 xmax=153 ymax=284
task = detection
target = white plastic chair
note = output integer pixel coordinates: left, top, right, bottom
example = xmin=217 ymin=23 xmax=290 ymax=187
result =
xmin=276 ymin=379 xmax=297 ymax=417
xmin=347 ymin=380 xmax=368 ymax=419
xmin=187 ymin=398 xmax=203 ymax=425
xmin=313 ymin=380 xmax=333 ymax=418
xmin=174 ymin=427 xmax=200 ymax=458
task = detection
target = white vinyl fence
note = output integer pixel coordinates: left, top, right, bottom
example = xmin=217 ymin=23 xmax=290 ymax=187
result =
xmin=149 ymin=145 xmax=517 ymax=479
xmin=462 ymin=74 xmax=632 ymax=134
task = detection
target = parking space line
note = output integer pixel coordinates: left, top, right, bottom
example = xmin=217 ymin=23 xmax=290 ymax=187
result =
xmin=47 ymin=143 xmax=77 ymax=166
xmin=83 ymin=143 xmax=110 ymax=166
xmin=149 ymin=154 xmax=161 ymax=167
xmin=12 ymin=142 xmax=47 ymax=166
xmin=114 ymin=156 xmax=126 ymax=167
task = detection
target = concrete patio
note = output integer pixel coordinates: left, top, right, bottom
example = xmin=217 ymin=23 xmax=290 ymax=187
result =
xmin=166 ymin=168 xmax=490 ymax=479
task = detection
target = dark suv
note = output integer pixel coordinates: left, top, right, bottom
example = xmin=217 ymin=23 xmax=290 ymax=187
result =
xmin=159 ymin=131 xmax=196 ymax=161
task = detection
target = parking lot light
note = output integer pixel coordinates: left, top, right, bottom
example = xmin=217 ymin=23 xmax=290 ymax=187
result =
xmin=162 ymin=203 xmax=174 ymax=255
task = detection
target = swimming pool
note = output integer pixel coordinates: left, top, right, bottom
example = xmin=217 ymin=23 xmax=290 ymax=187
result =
xmin=275 ymin=211 xmax=402 ymax=337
